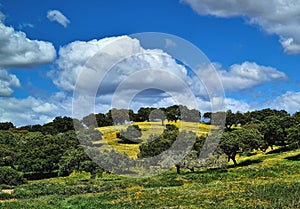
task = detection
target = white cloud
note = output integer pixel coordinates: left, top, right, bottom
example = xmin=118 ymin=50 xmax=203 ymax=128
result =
xmin=54 ymin=36 xmax=197 ymax=119
xmin=181 ymin=0 xmax=300 ymax=54
xmin=0 ymin=69 xmax=21 ymax=96
xmin=197 ymin=61 xmax=287 ymax=92
xmin=0 ymin=94 xmax=72 ymax=127
xmin=0 ymin=22 xmax=56 ymax=68
xmin=0 ymin=11 xmax=5 ymax=22
xmin=18 ymin=23 xmax=34 ymax=30
xmin=50 ymin=35 xmax=290 ymax=120
xmin=165 ymin=38 xmax=177 ymax=48
xmin=269 ymin=91 xmax=300 ymax=113
xmin=224 ymin=98 xmax=251 ymax=113
xmin=47 ymin=10 xmax=70 ymax=27
xmin=51 ymin=36 xmax=190 ymax=95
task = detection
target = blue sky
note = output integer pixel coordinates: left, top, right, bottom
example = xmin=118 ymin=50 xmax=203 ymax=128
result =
xmin=0 ymin=0 xmax=299 ymax=126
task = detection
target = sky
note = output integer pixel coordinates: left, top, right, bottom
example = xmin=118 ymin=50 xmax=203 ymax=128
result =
xmin=0 ymin=0 xmax=300 ymax=126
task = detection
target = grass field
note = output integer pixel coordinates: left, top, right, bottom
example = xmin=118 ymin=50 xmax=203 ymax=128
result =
xmin=1 ymin=148 xmax=299 ymax=208
xmin=1 ymin=122 xmax=299 ymax=208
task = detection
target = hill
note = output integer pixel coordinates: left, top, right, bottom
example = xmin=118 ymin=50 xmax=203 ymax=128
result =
xmin=97 ymin=121 xmax=213 ymax=158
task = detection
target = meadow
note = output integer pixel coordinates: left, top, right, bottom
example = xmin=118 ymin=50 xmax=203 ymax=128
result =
xmin=97 ymin=121 xmax=213 ymax=158
xmin=1 ymin=121 xmax=299 ymax=208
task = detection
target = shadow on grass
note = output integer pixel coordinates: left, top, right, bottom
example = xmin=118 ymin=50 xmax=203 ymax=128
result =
xmin=227 ymin=159 xmax=263 ymax=169
xmin=285 ymin=154 xmax=300 ymax=161
xmin=266 ymin=147 xmax=291 ymax=154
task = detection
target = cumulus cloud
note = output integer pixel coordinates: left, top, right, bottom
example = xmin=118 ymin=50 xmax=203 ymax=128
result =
xmin=0 ymin=93 xmax=72 ymax=126
xmin=220 ymin=62 xmax=287 ymax=91
xmin=51 ymin=36 xmax=190 ymax=95
xmin=47 ymin=10 xmax=70 ymax=27
xmin=53 ymin=36 xmax=198 ymax=118
xmin=50 ymin=35 xmax=290 ymax=119
xmin=269 ymin=91 xmax=300 ymax=113
xmin=0 ymin=22 xmax=56 ymax=68
xmin=0 ymin=69 xmax=21 ymax=96
xmin=181 ymin=0 xmax=300 ymax=54
xmin=197 ymin=61 xmax=287 ymax=92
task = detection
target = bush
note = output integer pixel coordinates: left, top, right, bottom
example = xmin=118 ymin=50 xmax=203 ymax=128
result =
xmin=0 ymin=167 xmax=27 ymax=186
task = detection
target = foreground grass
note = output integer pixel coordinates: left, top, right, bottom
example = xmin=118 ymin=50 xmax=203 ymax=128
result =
xmin=1 ymin=148 xmax=299 ymax=208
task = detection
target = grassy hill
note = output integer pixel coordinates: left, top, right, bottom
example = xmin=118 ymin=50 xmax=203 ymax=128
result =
xmin=97 ymin=121 xmax=213 ymax=158
xmin=1 ymin=122 xmax=299 ymax=208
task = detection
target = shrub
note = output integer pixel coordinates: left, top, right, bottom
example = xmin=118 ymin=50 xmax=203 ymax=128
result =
xmin=0 ymin=167 xmax=27 ymax=186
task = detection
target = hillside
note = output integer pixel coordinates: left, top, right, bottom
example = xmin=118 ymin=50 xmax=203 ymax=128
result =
xmin=1 ymin=120 xmax=299 ymax=208
xmin=97 ymin=121 xmax=213 ymax=158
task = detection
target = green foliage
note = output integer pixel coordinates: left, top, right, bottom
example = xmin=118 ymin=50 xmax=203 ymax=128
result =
xmin=117 ymin=125 xmax=142 ymax=144
xmin=179 ymin=105 xmax=201 ymax=122
xmin=52 ymin=116 xmax=75 ymax=134
xmin=107 ymin=108 xmax=133 ymax=125
xmin=261 ymin=116 xmax=285 ymax=149
xmin=0 ymin=167 xmax=26 ymax=186
xmin=220 ymin=128 xmax=263 ymax=165
xmin=58 ymin=147 xmax=104 ymax=179
xmin=165 ymin=105 xmax=180 ymax=122
xmin=0 ymin=147 xmax=299 ymax=208
xmin=149 ymin=108 xmax=166 ymax=125
xmin=0 ymin=122 xmax=14 ymax=130
xmin=77 ymin=129 xmax=102 ymax=146
xmin=136 ymin=107 xmax=155 ymax=122
xmin=0 ymin=130 xmax=17 ymax=146
xmin=82 ymin=113 xmax=112 ymax=128
xmin=17 ymin=131 xmax=79 ymax=174
xmin=286 ymin=124 xmax=300 ymax=149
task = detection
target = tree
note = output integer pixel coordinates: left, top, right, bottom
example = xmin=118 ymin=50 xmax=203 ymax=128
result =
xmin=52 ymin=116 xmax=75 ymax=134
xmin=149 ymin=108 xmax=166 ymax=126
xmin=0 ymin=130 xmax=17 ymax=146
xmin=293 ymin=112 xmax=300 ymax=124
xmin=220 ymin=128 xmax=263 ymax=166
xmin=17 ymin=131 xmax=79 ymax=175
xmin=166 ymin=105 xmax=180 ymax=122
xmin=220 ymin=132 xmax=240 ymax=166
xmin=224 ymin=110 xmax=236 ymax=131
xmin=82 ymin=113 xmax=99 ymax=128
xmin=117 ymin=125 xmax=142 ymax=144
xmin=0 ymin=145 xmax=16 ymax=167
xmin=107 ymin=108 xmax=131 ymax=125
xmin=0 ymin=122 xmax=15 ymax=130
xmin=136 ymin=107 xmax=155 ymax=122
xmin=139 ymin=126 xmax=179 ymax=158
xmin=95 ymin=113 xmax=112 ymax=127
xmin=0 ymin=167 xmax=26 ymax=186
xmin=211 ymin=111 xmax=226 ymax=127
xmin=179 ymin=105 xmax=201 ymax=122
xmin=203 ymin=112 xmax=212 ymax=124
xmin=286 ymin=124 xmax=300 ymax=149
xmin=58 ymin=148 xmax=87 ymax=176
xmin=261 ymin=116 xmax=285 ymax=149
xmin=58 ymin=147 xmax=104 ymax=179
xmin=77 ymin=129 xmax=102 ymax=146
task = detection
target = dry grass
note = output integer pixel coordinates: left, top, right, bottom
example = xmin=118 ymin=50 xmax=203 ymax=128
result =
xmin=96 ymin=121 xmax=213 ymax=158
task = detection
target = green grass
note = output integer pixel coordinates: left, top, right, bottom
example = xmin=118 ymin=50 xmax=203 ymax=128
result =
xmin=1 ymin=148 xmax=300 ymax=208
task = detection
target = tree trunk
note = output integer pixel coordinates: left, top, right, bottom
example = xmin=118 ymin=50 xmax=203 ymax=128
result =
xmin=231 ymin=157 xmax=237 ymax=166
xmin=175 ymin=164 xmax=180 ymax=174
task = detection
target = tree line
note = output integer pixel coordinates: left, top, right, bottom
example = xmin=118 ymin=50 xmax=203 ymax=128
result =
xmin=0 ymin=107 xmax=300 ymax=185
